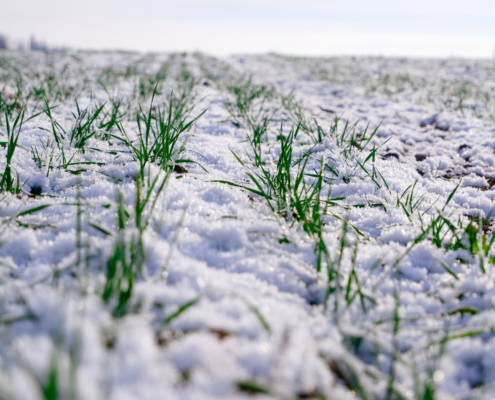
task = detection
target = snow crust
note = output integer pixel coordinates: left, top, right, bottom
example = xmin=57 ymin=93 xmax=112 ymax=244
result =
xmin=1 ymin=50 xmax=495 ymax=399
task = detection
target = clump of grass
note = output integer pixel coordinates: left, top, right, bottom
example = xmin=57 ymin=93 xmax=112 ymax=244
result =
xmin=138 ymin=57 xmax=170 ymax=97
xmin=153 ymin=93 xmax=206 ymax=172
xmin=117 ymin=88 xmax=205 ymax=184
xmin=226 ymin=77 xmax=273 ymax=124
xmin=215 ymin=123 xmax=309 ymax=216
xmin=70 ymin=101 xmax=105 ymax=152
xmin=395 ymin=179 xmax=426 ymax=222
xmin=0 ymin=89 xmax=24 ymax=122
xmin=174 ymin=63 xmax=199 ymax=110
xmin=0 ymin=108 xmax=25 ymax=193
xmin=225 ymin=77 xmax=277 ymax=166
xmin=103 ymin=171 xmax=171 ymax=318
xmin=246 ymin=113 xmax=272 ymax=167
xmin=405 ymin=182 xmax=495 ymax=274
xmin=102 ymin=187 xmax=139 ymax=318
xmin=98 ymin=97 xmax=127 ymax=138
xmin=215 ymin=123 xmax=347 ymax=275
xmin=42 ymin=97 xmax=66 ymax=148
xmin=226 ymin=78 xmax=273 ymax=120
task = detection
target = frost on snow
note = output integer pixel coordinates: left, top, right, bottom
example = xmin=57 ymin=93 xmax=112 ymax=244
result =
xmin=1 ymin=51 xmax=495 ymax=399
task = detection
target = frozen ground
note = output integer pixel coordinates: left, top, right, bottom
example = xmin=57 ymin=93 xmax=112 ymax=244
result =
xmin=1 ymin=50 xmax=495 ymax=399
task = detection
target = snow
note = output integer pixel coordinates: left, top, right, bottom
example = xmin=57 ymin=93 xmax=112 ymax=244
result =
xmin=1 ymin=49 xmax=495 ymax=399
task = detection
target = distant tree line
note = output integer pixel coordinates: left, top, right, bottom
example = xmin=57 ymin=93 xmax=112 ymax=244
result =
xmin=0 ymin=34 xmax=7 ymax=49
xmin=0 ymin=34 xmax=54 ymax=51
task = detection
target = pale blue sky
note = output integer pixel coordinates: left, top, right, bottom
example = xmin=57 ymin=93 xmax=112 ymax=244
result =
xmin=2 ymin=0 xmax=495 ymax=57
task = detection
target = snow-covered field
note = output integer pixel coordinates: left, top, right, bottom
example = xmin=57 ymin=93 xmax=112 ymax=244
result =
xmin=1 ymin=50 xmax=495 ymax=400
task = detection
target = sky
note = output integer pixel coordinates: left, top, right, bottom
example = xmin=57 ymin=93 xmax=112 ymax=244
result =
xmin=1 ymin=0 xmax=495 ymax=58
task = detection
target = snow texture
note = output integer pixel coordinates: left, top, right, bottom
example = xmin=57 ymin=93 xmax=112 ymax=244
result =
xmin=1 ymin=50 xmax=495 ymax=399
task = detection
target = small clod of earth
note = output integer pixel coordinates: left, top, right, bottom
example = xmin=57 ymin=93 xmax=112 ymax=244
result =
xmin=478 ymin=178 xmax=495 ymax=191
xmin=30 ymin=185 xmax=43 ymax=195
xmin=464 ymin=214 xmax=494 ymax=234
xmin=209 ymin=328 xmax=232 ymax=340
xmin=318 ymin=106 xmax=335 ymax=114
xmin=174 ymin=164 xmax=188 ymax=174
xmin=382 ymin=152 xmax=400 ymax=160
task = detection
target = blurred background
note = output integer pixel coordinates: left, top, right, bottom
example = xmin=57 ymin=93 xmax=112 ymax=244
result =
xmin=1 ymin=0 xmax=494 ymax=58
